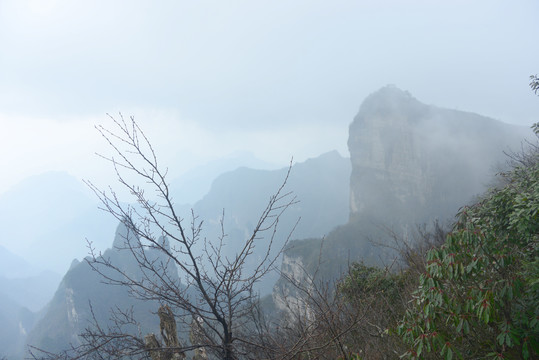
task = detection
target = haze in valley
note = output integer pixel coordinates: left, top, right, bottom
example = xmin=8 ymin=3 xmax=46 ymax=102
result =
xmin=0 ymin=0 xmax=536 ymax=290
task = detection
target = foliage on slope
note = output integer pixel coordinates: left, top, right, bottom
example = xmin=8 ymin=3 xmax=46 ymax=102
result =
xmin=397 ymin=125 xmax=539 ymax=359
xmin=321 ymin=124 xmax=538 ymax=360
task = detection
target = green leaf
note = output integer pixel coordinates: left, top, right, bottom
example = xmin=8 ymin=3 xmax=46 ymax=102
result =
xmin=456 ymin=318 xmax=463 ymax=333
xmin=523 ymin=340 xmax=529 ymax=359
xmin=497 ymin=332 xmax=505 ymax=346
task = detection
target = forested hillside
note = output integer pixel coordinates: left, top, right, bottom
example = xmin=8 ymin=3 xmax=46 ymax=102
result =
xmin=269 ymin=123 xmax=538 ymax=359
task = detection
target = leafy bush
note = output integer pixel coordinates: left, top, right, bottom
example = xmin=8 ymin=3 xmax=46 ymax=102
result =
xmin=398 ymin=125 xmax=539 ymax=359
xmin=333 ymin=263 xmax=413 ymax=359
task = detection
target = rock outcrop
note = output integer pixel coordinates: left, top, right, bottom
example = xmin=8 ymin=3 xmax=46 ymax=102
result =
xmin=275 ymin=86 xmax=533 ymax=288
xmin=191 ymin=150 xmax=351 ymax=294
xmin=26 ymin=222 xmax=175 ymax=355
xmin=348 ymin=85 xmax=530 ymax=227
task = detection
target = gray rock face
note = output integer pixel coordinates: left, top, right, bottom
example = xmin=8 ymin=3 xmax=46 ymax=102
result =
xmin=189 ymin=151 xmax=351 ymax=295
xmin=348 ymin=85 xmax=530 ymax=226
xmin=25 ymin=222 xmax=175 ymax=355
xmin=270 ymin=86 xmax=534 ymax=312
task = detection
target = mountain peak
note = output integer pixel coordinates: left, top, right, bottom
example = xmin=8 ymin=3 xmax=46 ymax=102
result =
xmin=357 ymin=85 xmax=422 ymax=120
xmin=347 ymin=87 xmax=529 ymax=224
xmin=112 ymin=221 xmax=137 ymax=249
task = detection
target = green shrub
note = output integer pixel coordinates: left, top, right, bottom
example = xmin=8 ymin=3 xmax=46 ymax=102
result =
xmin=398 ymin=125 xmax=539 ymax=359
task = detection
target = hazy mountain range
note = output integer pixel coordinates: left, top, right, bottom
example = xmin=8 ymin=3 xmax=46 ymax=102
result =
xmin=275 ymin=86 xmax=533 ymax=294
xmin=26 ymin=223 xmax=172 ymax=356
xmin=0 ymin=172 xmax=118 ymax=275
xmin=0 ymin=85 xmax=535 ymax=359
xmin=0 ymin=149 xmax=351 ymax=358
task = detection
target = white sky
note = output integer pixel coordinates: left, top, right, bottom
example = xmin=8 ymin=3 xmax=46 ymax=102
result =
xmin=0 ymin=0 xmax=538 ymax=194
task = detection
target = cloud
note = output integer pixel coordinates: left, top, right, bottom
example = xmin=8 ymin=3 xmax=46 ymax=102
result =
xmin=0 ymin=0 xmax=538 ymax=194
xmin=1 ymin=0 xmax=538 ymax=128
xmin=0 ymin=109 xmax=348 ymax=195
xmin=0 ymin=113 xmax=101 ymax=190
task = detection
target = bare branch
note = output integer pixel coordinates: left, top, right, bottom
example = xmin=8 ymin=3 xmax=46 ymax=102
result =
xmin=34 ymin=115 xmax=298 ymax=360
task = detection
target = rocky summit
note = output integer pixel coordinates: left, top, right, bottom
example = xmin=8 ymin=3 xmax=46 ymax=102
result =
xmin=274 ymin=86 xmax=533 ymax=288
xmin=348 ymin=85 xmax=530 ymax=227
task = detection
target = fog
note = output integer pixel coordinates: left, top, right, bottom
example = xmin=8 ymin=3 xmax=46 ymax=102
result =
xmin=0 ymin=0 xmax=538 ymax=275
xmin=0 ymin=0 xmax=538 ymax=194
xmin=1 ymin=2 xmax=539 ymax=357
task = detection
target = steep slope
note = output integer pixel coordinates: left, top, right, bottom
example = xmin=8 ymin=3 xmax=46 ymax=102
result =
xmin=277 ymin=86 xmax=533 ymax=288
xmin=191 ymin=150 xmax=350 ymax=242
xmin=348 ymin=85 xmax=530 ymax=226
xmin=0 ymin=171 xmax=118 ymax=275
xmin=187 ymin=151 xmax=351 ymax=292
xmin=26 ymin=223 xmax=175 ymax=356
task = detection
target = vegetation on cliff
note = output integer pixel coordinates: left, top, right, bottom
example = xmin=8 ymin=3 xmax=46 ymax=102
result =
xmin=397 ymin=124 xmax=539 ymax=359
xmin=332 ymin=123 xmax=539 ymax=359
xmin=27 ymin=88 xmax=538 ymax=360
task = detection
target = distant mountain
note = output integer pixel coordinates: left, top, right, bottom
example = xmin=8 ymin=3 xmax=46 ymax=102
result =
xmin=26 ymin=223 xmax=174 ymax=357
xmin=0 ymin=149 xmax=350 ymax=355
xmin=274 ymin=86 xmax=534 ymax=300
xmin=0 ymin=244 xmax=40 ymax=278
xmin=169 ymin=151 xmax=277 ymax=206
xmin=191 ymin=150 xmax=350 ymax=242
xmin=25 ymin=151 xmax=352 ymax=356
xmin=347 ymin=85 xmax=531 ymax=226
xmin=0 ymin=152 xmax=347 ymax=280
xmin=0 ymin=171 xmax=118 ymax=275
xmin=184 ymin=151 xmax=351 ymax=293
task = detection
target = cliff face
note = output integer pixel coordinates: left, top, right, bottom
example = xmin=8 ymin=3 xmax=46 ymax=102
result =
xmin=348 ymin=85 xmax=530 ymax=226
xmin=263 ymin=86 xmax=537 ymax=327
xmin=26 ymin=223 xmax=173 ymax=355
xmin=191 ymin=151 xmax=351 ymax=295
xmin=272 ymin=252 xmax=310 ymax=314
xmin=274 ymin=86 xmax=533 ymax=292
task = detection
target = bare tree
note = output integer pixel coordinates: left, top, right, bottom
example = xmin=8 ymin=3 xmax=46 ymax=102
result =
xmin=252 ymin=222 xmax=449 ymax=360
xmin=33 ymin=114 xmax=297 ymax=360
xmin=530 ymin=74 xmax=539 ymax=95
xmin=273 ymin=270 xmax=365 ymax=359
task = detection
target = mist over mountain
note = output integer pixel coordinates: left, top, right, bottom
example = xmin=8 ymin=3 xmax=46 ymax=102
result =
xmin=0 ymin=150 xmax=348 ymax=346
xmin=0 ymin=1 xmax=536 ymax=357
xmin=21 ymin=151 xmax=349 ymax=356
xmin=191 ymin=150 xmax=350 ymax=239
xmin=26 ymin=223 xmax=172 ymax=357
xmin=0 ymin=171 xmax=118 ymax=275
xmin=5 ymin=84 xmax=535 ymax=358
xmin=276 ymin=86 xmax=533 ymax=289
xmin=348 ymin=85 xmax=531 ymax=226
xmin=169 ymin=151 xmax=278 ymax=206
xmin=187 ymin=151 xmax=350 ymax=292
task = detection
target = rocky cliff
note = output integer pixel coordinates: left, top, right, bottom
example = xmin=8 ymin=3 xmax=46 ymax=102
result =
xmin=275 ymin=86 xmax=533 ymax=290
xmin=348 ymin=85 xmax=530 ymax=227
xmin=190 ymin=150 xmax=351 ymax=294
xmin=25 ymin=222 xmax=173 ymax=356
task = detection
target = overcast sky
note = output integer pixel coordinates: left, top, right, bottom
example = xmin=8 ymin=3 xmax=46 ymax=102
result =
xmin=1 ymin=0 xmax=538 ymax=194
